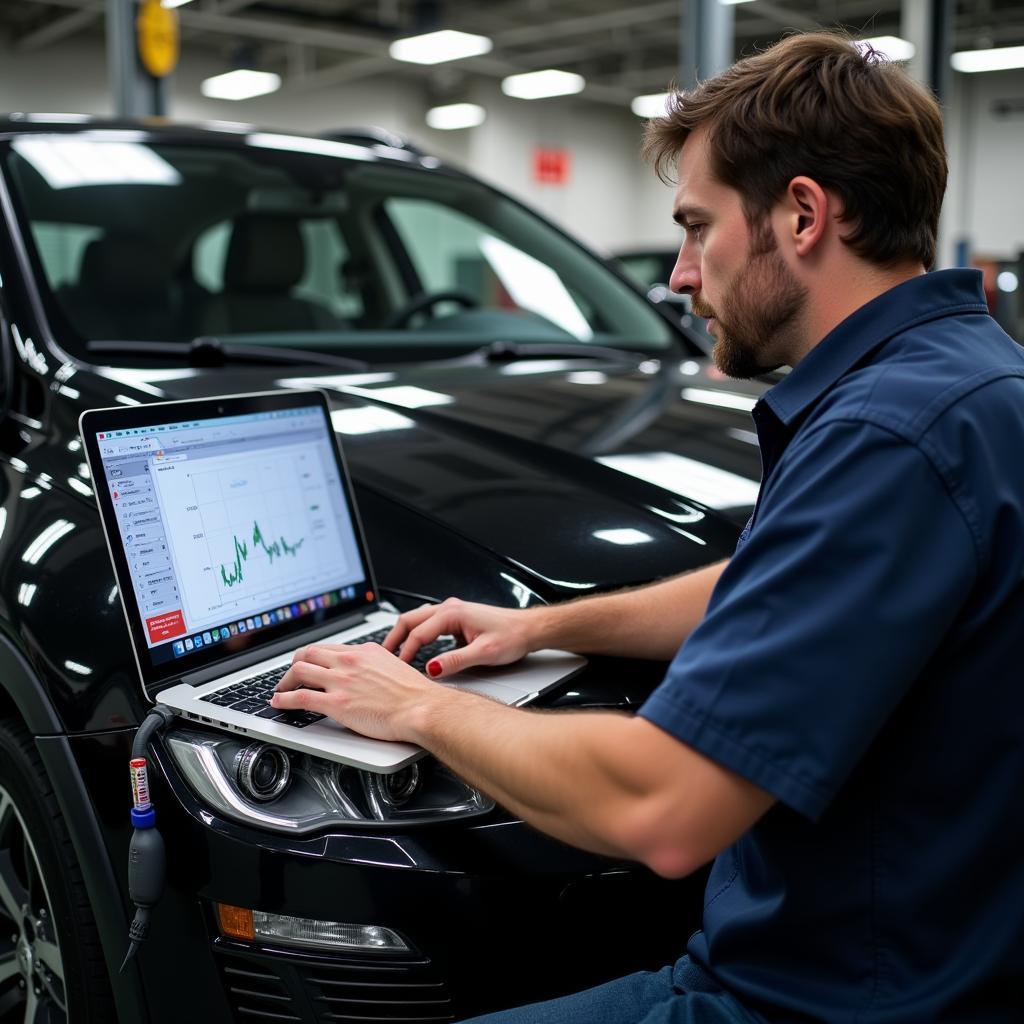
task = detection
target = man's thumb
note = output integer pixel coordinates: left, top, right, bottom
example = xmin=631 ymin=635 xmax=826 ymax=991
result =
xmin=427 ymin=645 xmax=470 ymax=678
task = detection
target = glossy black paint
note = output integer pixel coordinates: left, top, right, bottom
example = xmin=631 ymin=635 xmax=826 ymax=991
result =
xmin=0 ymin=117 xmax=765 ymax=1022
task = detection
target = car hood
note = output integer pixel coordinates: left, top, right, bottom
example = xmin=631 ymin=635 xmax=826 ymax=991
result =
xmin=60 ymin=353 xmax=766 ymax=598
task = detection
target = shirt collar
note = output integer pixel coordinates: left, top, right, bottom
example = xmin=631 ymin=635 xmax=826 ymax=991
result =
xmin=760 ymin=269 xmax=988 ymax=427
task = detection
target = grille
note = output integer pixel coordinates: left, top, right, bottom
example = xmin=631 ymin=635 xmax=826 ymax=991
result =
xmin=217 ymin=945 xmax=454 ymax=1024
xmin=221 ymin=960 xmax=302 ymax=1021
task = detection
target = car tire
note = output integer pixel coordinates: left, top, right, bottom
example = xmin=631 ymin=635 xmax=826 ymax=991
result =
xmin=0 ymin=717 xmax=115 ymax=1023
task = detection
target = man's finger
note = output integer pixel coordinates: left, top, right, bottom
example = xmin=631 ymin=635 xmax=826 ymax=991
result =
xmin=292 ymin=644 xmax=354 ymax=671
xmin=381 ymin=604 xmax=436 ymax=653
xmin=400 ymin=612 xmax=457 ymax=664
xmin=274 ymin=660 xmax=335 ymax=693
xmin=270 ymin=686 xmax=333 ymax=715
xmin=427 ymin=636 xmax=496 ymax=678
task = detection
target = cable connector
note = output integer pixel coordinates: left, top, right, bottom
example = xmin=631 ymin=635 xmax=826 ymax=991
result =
xmin=120 ymin=706 xmax=173 ymax=973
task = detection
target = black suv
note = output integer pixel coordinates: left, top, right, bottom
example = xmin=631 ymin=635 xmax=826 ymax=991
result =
xmin=0 ymin=117 xmax=764 ymax=1023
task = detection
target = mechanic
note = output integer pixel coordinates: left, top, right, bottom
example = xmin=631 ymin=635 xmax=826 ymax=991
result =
xmin=271 ymin=32 xmax=1024 ymax=1023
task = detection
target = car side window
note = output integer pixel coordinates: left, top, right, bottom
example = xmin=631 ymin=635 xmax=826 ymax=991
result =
xmin=383 ymin=197 xmax=598 ymax=327
xmin=193 ymin=220 xmax=231 ymax=292
xmin=29 ymin=222 xmax=103 ymax=288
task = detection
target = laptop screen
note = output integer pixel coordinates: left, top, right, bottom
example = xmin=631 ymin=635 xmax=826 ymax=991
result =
xmin=82 ymin=391 xmax=376 ymax=685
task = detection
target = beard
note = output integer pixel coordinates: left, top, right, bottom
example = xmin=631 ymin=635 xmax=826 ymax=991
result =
xmin=691 ymin=221 xmax=808 ymax=379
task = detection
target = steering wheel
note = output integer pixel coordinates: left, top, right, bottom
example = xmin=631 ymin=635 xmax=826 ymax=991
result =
xmin=384 ymin=290 xmax=478 ymax=329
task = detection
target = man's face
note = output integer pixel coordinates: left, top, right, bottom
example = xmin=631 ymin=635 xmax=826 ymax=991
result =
xmin=669 ymin=128 xmax=807 ymax=377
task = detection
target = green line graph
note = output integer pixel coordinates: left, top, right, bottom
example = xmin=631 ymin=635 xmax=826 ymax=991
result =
xmin=220 ymin=520 xmax=305 ymax=588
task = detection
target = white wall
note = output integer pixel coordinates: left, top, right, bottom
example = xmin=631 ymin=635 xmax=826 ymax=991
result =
xmin=0 ymin=33 xmax=681 ymax=257
xmin=2 ymin=33 xmax=1021 ymax=264
xmin=943 ymin=67 xmax=1024 ymax=265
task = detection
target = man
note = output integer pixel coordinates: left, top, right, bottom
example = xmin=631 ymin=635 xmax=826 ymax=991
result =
xmin=272 ymin=32 xmax=1024 ymax=1022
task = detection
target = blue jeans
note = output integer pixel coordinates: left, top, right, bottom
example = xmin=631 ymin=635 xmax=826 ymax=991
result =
xmin=457 ymin=956 xmax=759 ymax=1023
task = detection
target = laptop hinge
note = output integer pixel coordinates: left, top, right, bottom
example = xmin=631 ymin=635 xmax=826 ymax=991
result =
xmin=168 ymin=612 xmax=373 ymax=690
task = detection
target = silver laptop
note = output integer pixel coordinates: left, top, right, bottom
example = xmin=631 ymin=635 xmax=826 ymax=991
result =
xmin=79 ymin=389 xmax=585 ymax=772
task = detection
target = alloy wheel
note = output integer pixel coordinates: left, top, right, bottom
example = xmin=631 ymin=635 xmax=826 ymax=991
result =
xmin=0 ymin=785 xmax=66 ymax=1023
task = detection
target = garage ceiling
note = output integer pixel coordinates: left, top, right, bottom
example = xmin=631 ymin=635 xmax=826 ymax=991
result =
xmin=4 ymin=0 xmax=1024 ymax=110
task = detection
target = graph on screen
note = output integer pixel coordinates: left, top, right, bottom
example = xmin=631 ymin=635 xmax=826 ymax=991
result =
xmin=151 ymin=443 xmax=357 ymax=630
xmin=220 ymin=521 xmax=306 ymax=588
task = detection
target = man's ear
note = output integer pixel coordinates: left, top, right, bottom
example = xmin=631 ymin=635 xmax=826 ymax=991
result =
xmin=784 ymin=176 xmax=830 ymax=257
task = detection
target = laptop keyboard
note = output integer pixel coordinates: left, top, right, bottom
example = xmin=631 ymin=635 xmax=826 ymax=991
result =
xmin=198 ymin=627 xmax=457 ymax=729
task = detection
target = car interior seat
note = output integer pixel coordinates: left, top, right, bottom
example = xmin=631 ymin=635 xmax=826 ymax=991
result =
xmin=57 ymin=234 xmax=178 ymax=341
xmin=198 ymin=214 xmax=347 ymax=334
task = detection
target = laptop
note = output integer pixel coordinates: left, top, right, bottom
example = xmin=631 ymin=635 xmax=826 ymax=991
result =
xmin=79 ymin=389 xmax=585 ymax=772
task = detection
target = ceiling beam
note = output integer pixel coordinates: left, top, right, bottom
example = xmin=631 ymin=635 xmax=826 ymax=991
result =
xmin=17 ymin=7 xmax=99 ymax=51
xmin=489 ymin=1 xmax=681 ymax=48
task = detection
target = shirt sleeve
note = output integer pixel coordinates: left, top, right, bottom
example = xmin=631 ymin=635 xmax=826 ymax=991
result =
xmin=638 ymin=417 xmax=978 ymax=820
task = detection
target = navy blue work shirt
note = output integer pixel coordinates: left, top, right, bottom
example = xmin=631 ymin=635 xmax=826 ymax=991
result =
xmin=639 ymin=270 xmax=1024 ymax=1022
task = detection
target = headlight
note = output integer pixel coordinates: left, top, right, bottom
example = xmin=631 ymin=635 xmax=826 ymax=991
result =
xmin=363 ymin=763 xmax=420 ymax=816
xmin=166 ymin=728 xmax=493 ymax=834
xmin=234 ymin=743 xmax=291 ymax=802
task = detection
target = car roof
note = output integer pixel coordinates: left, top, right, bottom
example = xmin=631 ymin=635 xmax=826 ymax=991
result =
xmin=0 ymin=114 xmax=468 ymax=179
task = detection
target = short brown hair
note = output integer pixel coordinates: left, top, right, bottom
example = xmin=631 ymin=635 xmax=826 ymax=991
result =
xmin=643 ymin=32 xmax=947 ymax=269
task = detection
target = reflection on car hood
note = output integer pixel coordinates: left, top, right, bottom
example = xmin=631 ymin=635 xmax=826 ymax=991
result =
xmin=73 ymin=355 xmax=766 ymax=596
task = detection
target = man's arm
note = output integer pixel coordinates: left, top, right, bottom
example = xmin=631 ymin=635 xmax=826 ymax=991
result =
xmin=387 ymin=559 xmax=729 ymax=675
xmin=408 ymin=687 xmax=775 ymax=877
xmin=271 ymin=638 xmax=773 ymax=878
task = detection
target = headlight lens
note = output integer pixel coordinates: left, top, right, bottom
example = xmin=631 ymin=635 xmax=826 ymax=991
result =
xmin=166 ymin=728 xmax=493 ymax=833
xmin=234 ymin=743 xmax=291 ymax=802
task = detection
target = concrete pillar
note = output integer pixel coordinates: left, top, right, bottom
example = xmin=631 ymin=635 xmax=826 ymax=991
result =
xmin=900 ymin=0 xmax=954 ymax=104
xmin=679 ymin=0 xmax=734 ymax=90
xmin=106 ymin=0 xmax=167 ymax=117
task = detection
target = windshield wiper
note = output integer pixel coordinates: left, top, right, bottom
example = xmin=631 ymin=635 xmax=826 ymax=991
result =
xmin=86 ymin=337 xmax=368 ymax=371
xmin=465 ymin=340 xmax=651 ymax=364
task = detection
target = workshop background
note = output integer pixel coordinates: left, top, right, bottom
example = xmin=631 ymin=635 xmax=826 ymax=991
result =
xmin=0 ymin=0 xmax=1021 ymax=291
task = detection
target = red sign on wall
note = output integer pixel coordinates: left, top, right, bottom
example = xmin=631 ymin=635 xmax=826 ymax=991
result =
xmin=533 ymin=148 xmax=570 ymax=184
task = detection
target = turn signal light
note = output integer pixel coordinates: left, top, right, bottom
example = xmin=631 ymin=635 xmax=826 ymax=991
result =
xmin=216 ymin=903 xmax=255 ymax=940
xmin=215 ymin=903 xmax=410 ymax=952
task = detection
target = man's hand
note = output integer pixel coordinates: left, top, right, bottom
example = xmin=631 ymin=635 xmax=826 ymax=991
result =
xmin=382 ymin=598 xmax=539 ymax=678
xmin=270 ymin=642 xmax=436 ymax=742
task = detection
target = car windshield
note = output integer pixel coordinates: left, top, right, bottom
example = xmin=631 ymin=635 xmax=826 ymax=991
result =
xmin=1 ymin=132 xmax=675 ymax=359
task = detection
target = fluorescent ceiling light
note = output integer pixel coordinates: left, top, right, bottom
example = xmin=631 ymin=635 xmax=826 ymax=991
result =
xmin=68 ymin=477 xmax=93 ymax=497
xmin=330 ymin=407 xmax=414 ymax=435
xmin=719 ymin=0 xmax=756 ymax=5
xmin=681 ymin=387 xmax=758 ymax=412
xmin=566 ymin=371 xmax=608 ymax=385
xmin=246 ymin=132 xmax=371 ymax=161
xmin=278 ymin=373 xmax=395 ymax=390
xmin=201 ymin=69 xmax=281 ymax=101
xmin=593 ymin=528 xmax=654 ymax=546
xmin=11 ymin=137 xmax=180 ymax=189
xmin=597 ymin=452 xmax=761 ymax=510
xmin=389 ymin=29 xmax=492 ymax=65
xmin=952 ymin=45 xmax=1024 ymax=73
xmin=163 ymin=0 xmax=193 ymax=7
xmin=426 ymin=102 xmax=486 ymax=130
xmin=22 ymin=519 xmax=75 ymax=565
xmin=341 ymin=385 xmax=453 ymax=409
xmin=631 ymin=92 xmax=671 ymax=118
xmin=857 ymin=35 xmax=916 ymax=62
xmin=501 ymin=70 xmax=585 ymax=100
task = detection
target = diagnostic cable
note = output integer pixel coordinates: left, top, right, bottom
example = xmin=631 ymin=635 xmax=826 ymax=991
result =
xmin=120 ymin=704 xmax=175 ymax=972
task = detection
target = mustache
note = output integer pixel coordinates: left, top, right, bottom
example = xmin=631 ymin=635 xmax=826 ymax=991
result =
xmin=690 ymin=296 xmax=716 ymax=319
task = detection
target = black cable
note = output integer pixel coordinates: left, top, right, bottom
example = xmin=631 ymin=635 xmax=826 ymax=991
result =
xmin=120 ymin=705 xmax=175 ymax=973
